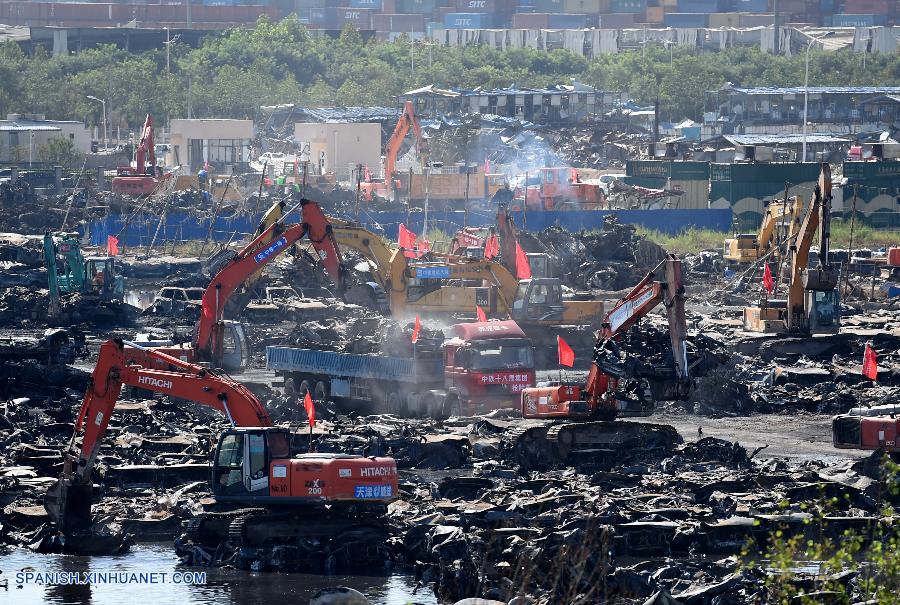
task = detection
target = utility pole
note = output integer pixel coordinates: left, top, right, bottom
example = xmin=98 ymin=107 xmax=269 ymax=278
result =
xmin=355 ymin=163 xmax=362 ymax=222
xmin=464 ymin=165 xmax=470 ymax=228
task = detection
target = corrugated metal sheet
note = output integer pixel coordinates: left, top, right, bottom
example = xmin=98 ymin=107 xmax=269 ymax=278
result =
xmin=842 ymin=161 xmax=900 ymax=227
xmin=730 ymin=86 xmax=900 ymax=96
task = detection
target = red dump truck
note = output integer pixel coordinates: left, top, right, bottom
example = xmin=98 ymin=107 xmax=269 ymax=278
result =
xmin=266 ymin=320 xmax=535 ymax=418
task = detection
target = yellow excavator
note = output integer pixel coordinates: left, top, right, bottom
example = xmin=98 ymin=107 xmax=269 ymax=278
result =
xmin=724 ymin=194 xmax=804 ymax=265
xmin=742 ymin=164 xmax=840 ymax=335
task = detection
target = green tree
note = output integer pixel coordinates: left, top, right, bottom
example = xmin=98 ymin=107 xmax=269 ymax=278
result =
xmin=37 ymin=135 xmax=82 ymax=167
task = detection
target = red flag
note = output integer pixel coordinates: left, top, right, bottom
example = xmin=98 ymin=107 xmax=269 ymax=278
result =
xmin=107 ymin=235 xmax=119 ymax=256
xmin=363 ymin=165 xmax=371 ymax=181
xmin=476 ymin=306 xmax=487 ymax=322
xmin=515 ymin=242 xmax=532 ymax=279
xmin=484 ymin=157 xmax=491 ymax=174
xmin=484 ymin=234 xmax=499 ymax=260
xmin=303 ymin=391 xmax=315 ymax=428
xmin=411 ymin=315 xmax=421 ymax=343
xmin=763 ymin=262 xmax=774 ymax=294
xmin=398 ymin=223 xmax=416 ymax=249
xmin=557 ymin=335 xmax=574 ymax=367
xmin=862 ymin=342 xmax=878 ymax=381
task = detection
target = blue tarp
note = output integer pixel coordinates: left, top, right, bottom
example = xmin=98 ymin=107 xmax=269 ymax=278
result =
xmin=89 ymin=208 xmax=733 ymax=247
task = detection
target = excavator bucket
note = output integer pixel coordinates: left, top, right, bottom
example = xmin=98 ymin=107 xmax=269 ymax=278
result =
xmin=44 ymin=475 xmax=93 ymax=532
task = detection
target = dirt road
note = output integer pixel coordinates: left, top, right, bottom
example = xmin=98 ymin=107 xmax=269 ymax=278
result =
xmin=639 ymin=411 xmax=866 ymax=463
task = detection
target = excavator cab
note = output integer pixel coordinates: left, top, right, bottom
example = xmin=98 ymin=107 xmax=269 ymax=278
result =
xmin=511 ymin=278 xmax=565 ymax=321
xmin=84 ymin=256 xmax=125 ymax=301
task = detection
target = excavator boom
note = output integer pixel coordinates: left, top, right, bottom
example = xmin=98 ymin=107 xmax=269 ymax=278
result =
xmin=45 ymin=339 xmax=272 ymax=531
xmin=384 ymin=100 xmax=427 ymax=180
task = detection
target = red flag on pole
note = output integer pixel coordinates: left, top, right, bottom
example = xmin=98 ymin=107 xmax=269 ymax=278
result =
xmin=862 ymin=342 xmax=878 ymax=381
xmin=476 ymin=306 xmax=487 ymax=322
xmin=398 ymin=224 xmax=415 ymax=248
xmin=515 ymin=242 xmax=532 ymax=279
xmin=484 ymin=234 xmax=499 ymax=259
xmin=411 ymin=315 xmax=421 ymax=343
xmin=107 ymin=235 xmax=119 ymax=256
xmin=557 ymin=335 xmax=574 ymax=367
xmin=762 ymin=262 xmax=774 ymax=294
xmin=303 ymin=391 xmax=316 ymax=428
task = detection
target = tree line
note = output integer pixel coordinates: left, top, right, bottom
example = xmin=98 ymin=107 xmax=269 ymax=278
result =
xmin=1 ymin=17 xmax=899 ymax=132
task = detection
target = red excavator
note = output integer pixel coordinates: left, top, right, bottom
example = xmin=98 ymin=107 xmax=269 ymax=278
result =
xmin=129 ymin=199 xmax=343 ymax=372
xmin=360 ymin=100 xmax=428 ymax=202
xmin=112 ymin=113 xmax=170 ymax=196
xmin=514 ymin=254 xmax=689 ymax=468
xmin=45 ymin=339 xmax=397 ymax=540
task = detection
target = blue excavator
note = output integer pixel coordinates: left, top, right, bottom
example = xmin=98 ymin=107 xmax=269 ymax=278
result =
xmin=43 ymin=233 xmax=126 ymax=321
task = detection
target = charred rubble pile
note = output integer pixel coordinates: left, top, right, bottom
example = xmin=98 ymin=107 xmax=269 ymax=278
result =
xmin=518 ymin=215 xmax=667 ymax=291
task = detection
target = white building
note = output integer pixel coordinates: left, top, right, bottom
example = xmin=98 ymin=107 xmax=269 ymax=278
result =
xmin=166 ymin=118 xmax=254 ymax=173
xmin=293 ymin=122 xmax=381 ymax=181
xmin=0 ymin=113 xmax=91 ymax=164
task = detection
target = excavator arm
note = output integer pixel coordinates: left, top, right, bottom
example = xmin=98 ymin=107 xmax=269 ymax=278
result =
xmin=134 ymin=113 xmax=154 ymax=175
xmin=384 ymin=100 xmax=427 ymax=179
xmin=45 ymin=339 xmax=272 ymax=531
xmin=585 ymin=254 xmax=688 ymax=408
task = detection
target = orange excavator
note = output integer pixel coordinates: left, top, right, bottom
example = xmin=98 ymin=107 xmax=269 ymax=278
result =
xmin=112 ymin=113 xmax=170 ymax=196
xmin=514 ymin=255 xmax=689 ymax=468
xmin=45 ymin=339 xmax=398 ymax=540
xmin=128 ymin=199 xmax=343 ymax=372
xmin=360 ymin=100 xmax=428 ymax=202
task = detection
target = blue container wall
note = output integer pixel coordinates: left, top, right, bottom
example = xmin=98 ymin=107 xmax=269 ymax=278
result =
xmin=663 ymin=12 xmax=709 ymax=26
xmin=833 ymin=13 xmax=885 ymax=26
xmin=88 ymin=208 xmax=733 ymax=248
xmin=350 ymin=0 xmax=382 ymax=7
xmin=444 ymin=12 xmax=494 ymax=27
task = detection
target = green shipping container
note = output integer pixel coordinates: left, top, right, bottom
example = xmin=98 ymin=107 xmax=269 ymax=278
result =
xmin=710 ymin=162 xmax=820 ymax=231
xmin=842 ymin=161 xmax=900 ymax=227
xmin=610 ymin=0 xmax=647 ymax=13
xmin=397 ymin=0 xmax=438 ymax=13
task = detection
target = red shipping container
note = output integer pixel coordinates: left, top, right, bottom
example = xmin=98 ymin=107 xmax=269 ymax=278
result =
xmin=382 ymin=0 xmax=397 ymax=11
xmin=372 ymin=13 xmax=427 ymax=31
xmin=844 ymin=0 xmax=889 ymax=12
xmin=888 ymin=247 xmax=900 ymax=267
xmin=512 ymin=12 xmax=550 ymax=27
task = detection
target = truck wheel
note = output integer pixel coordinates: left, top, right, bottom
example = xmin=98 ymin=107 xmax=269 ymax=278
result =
xmin=427 ymin=393 xmax=446 ymax=421
xmin=443 ymin=396 xmax=462 ymax=419
xmin=314 ymin=380 xmax=328 ymax=403
xmin=386 ymin=391 xmax=405 ymax=417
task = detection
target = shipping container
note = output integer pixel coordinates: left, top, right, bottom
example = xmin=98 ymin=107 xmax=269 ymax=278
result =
xmin=545 ymin=12 xmax=588 ymax=25
xmin=531 ymin=0 xmax=565 ymax=10
xmin=644 ymin=5 xmax=663 ymax=20
xmin=372 ymin=12 xmax=427 ymax=30
xmin=663 ymin=11 xmax=707 ymax=25
xmin=819 ymin=0 xmax=834 ymax=11
xmin=597 ymin=11 xmax=635 ymax=25
xmin=738 ymin=12 xmax=774 ymax=25
xmin=610 ymin=0 xmax=647 ymax=13
xmin=350 ymin=0 xmax=382 ymax=8
xmin=563 ymin=0 xmax=611 ymax=12
xmin=396 ymin=0 xmax=439 ymax=14
xmin=444 ymin=11 xmax=494 ymax=27
xmin=660 ymin=0 xmax=678 ymax=6
xmin=708 ymin=11 xmax=741 ymax=26
xmin=512 ymin=11 xmax=550 ymax=25
xmin=844 ymin=0 xmax=889 ymax=12
xmin=454 ymin=0 xmax=517 ymax=14
xmin=295 ymin=0 xmax=328 ymax=6
xmin=732 ymin=0 xmax=768 ymax=9
xmin=833 ymin=13 xmax=885 ymax=25
xmin=677 ymin=0 xmax=725 ymax=12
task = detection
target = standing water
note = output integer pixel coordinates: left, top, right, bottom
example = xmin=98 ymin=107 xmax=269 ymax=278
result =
xmin=0 ymin=544 xmax=437 ymax=604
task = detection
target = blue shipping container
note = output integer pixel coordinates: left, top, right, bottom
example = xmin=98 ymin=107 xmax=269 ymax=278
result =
xmin=677 ymin=0 xmax=723 ymax=12
xmin=664 ymin=12 xmax=709 ymax=27
xmin=818 ymin=0 xmax=833 ymax=11
xmin=833 ymin=13 xmax=885 ymax=26
xmin=444 ymin=12 xmax=494 ymax=27
xmin=610 ymin=0 xmax=647 ymax=13
xmin=350 ymin=0 xmax=382 ymax=7
xmin=547 ymin=12 xmax=588 ymax=27
xmin=732 ymin=0 xmax=769 ymax=11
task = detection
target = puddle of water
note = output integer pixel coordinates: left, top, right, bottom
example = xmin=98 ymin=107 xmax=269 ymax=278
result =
xmin=0 ymin=544 xmax=438 ymax=605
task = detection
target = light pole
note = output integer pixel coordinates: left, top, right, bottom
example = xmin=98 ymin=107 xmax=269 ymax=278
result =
xmin=87 ymin=95 xmax=107 ymax=153
xmin=801 ymin=31 xmax=834 ymax=162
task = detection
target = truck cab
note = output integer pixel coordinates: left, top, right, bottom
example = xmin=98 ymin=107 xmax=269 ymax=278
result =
xmin=442 ymin=320 xmax=536 ymax=416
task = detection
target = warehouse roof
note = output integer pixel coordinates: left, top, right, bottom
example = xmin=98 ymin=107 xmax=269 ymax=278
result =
xmin=724 ymin=134 xmax=851 ymax=145
xmin=725 ymin=86 xmax=900 ymax=96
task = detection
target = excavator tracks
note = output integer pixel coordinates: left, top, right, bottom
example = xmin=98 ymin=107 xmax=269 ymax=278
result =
xmin=511 ymin=421 xmax=683 ymax=471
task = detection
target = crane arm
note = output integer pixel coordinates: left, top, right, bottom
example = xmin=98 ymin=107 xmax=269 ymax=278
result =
xmin=384 ymin=100 xmax=426 ymax=179
xmin=496 ymin=203 xmax=520 ymax=277
xmin=46 ymin=339 xmax=271 ymax=531
xmin=193 ymin=199 xmax=343 ymax=358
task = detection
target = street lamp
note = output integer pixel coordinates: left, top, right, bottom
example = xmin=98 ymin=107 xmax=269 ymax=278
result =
xmin=87 ymin=95 xmax=107 ymax=153
xmin=801 ymin=31 xmax=834 ymax=162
